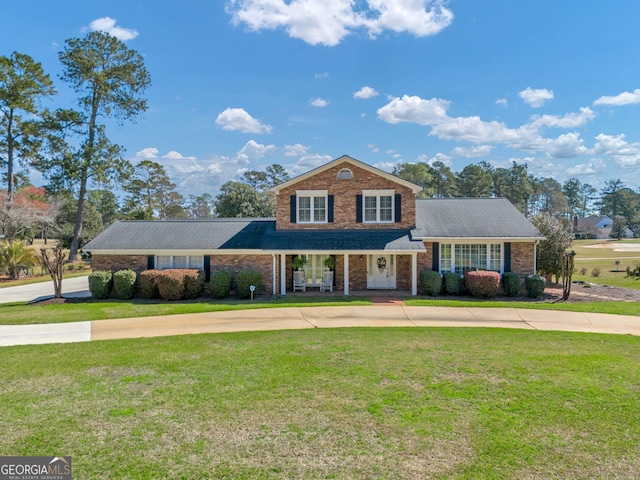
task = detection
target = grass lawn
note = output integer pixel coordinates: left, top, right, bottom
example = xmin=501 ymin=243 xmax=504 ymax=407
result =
xmin=1 ymin=328 xmax=639 ymax=478
xmin=572 ymin=239 xmax=640 ymax=290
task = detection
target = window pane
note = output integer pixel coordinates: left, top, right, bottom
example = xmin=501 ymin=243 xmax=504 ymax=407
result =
xmin=298 ymin=197 xmax=311 ymax=222
xmin=440 ymin=244 xmax=452 ymax=273
xmin=157 ymin=256 xmax=171 ymax=270
xmin=380 ymin=195 xmax=392 ymax=222
xmin=455 ymin=244 xmax=487 ymax=273
xmin=489 ymin=244 xmax=501 ymax=271
xmin=314 ymin=196 xmax=326 ymax=222
xmin=364 ymin=196 xmax=377 ymax=222
xmin=173 ymin=256 xmax=187 ymax=269
xmin=188 ymin=255 xmax=204 ymax=270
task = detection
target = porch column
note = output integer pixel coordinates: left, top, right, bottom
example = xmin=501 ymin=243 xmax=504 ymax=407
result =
xmin=280 ymin=254 xmax=287 ymax=296
xmin=343 ymin=254 xmax=349 ymax=296
xmin=272 ymin=254 xmax=277 ymax=296
xmin=411 ymin=252 xmax=418 ymax=296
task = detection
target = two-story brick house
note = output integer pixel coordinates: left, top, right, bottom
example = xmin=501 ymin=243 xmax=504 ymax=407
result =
xmin=86 ymin=155 xmax=544 ymax=296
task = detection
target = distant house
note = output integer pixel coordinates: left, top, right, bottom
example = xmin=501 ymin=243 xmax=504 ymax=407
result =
xmin=85 ymin=155 xmax=544 ymax=296
xmin=573 ymin=216 xmax=633 ymax=239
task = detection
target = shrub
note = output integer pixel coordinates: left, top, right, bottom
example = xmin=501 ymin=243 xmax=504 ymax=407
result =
xmin=237 ymin=269 xmax=262 ymax=299
xmin=442 ymin=272 xmax=463 ymax=295
xmin=183 ymin=269 xmax=205 ymax=299
xmin=419 ymin=270 xmax=442 ymax=297
xmin=591 ymin=267 xmax=601 ymax=277
xmin=501 ymin=272 xmax=521 ymax=297
xmin=464 ymin=270 xmax=500 ymax=298
xmin=210 ymin=269 xmax=233 ymax=299
xmin=88 ymin=270 xmax=113 ymax=299
xmin=579 ymin=267 xmax=587 ymax=276
xmin=525 ymin=274 xmax=546 ymax=298
xmin=113 ymin=269 xmax=137 ymax=300
xmin=155 ymin=270 xmax=186 ymax=301
xmin=140 ymin=270 xmax=162 ymax=299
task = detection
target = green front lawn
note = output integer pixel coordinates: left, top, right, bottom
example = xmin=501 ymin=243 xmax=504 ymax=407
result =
xmin=2 ymin=328 xmax=639 ymax=478
xmin=571 ymin=239 xmax=640 ymax=290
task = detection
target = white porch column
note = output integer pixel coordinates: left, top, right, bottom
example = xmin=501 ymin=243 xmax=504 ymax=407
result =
xmin=272 ymin=254 xmax=277 ymax=296
xmin=411 ymin=253 xmax=418 ymax=296
xmin=343 ymin=254 xmax=350 ymax=296
xmin=280 ymin=254 xmax=287 ymax=296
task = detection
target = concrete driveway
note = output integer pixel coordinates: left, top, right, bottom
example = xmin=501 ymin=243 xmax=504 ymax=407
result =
xmin=0 ymin=276 xmax=91 ymax=304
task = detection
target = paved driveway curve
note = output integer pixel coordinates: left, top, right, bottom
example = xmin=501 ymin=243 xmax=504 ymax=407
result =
xmin=0 ymin=276 xmax=90 ymax=304
xmin=1 ymin=305 xmax=639 ymax=347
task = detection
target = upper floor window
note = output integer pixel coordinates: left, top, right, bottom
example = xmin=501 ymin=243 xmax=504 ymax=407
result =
xmin=297 ymin=190 xmax=327 ymax=223
xmin=363 ymin=190 xmax=394 ymax=223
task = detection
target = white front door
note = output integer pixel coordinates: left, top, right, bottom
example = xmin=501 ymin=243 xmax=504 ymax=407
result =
xmin=367 ymin=254 xmax=396 ymax=289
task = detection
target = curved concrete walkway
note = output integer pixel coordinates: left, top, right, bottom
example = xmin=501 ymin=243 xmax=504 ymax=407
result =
xmin=1 ymin=305 xmax=639 ymax=347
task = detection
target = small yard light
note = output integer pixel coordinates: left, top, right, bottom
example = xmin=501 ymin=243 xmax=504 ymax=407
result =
xmin=615 ymin=260 xmax=621 ymax=272
xmin=250 ymin=285 xmax=256 ymax=301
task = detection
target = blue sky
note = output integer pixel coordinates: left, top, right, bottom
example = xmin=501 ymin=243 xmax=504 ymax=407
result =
xmin=4 ymin=1 xmax=640 ymax=197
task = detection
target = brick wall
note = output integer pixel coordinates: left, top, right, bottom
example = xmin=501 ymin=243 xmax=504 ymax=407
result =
xmin=209 ymin=254 xmax=277 ymax=295
xmin=275 ymin=161 xmax=417 ymax=230
xmin=511 ymin=242 xmax=535 ymax=275
xmin=91 ymin=255 xmax=148 ymax=273
xmin=418 ymin=244 xmax=433 ymax=272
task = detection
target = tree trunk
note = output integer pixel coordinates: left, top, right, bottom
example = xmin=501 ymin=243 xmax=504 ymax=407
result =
xmin=6 ymin=109 xmax=15 ymax=204
xmin=68 ymin=176 xmax=87 ymax=262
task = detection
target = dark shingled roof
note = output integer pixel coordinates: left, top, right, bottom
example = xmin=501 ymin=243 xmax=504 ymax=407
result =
xmin=412 ymin=198 xmax=543 ymax=239
xmin=262 ymin=229 xmax=424 ymax=251
xmin=84 ymin=219 xmax=275 ymax=251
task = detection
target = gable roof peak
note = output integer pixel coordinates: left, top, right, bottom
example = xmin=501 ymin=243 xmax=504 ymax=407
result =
xmin=270 ymin=155 xmax=423 ymax=194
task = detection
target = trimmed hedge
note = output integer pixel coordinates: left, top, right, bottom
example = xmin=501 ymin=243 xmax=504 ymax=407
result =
xmin=113 ymin=269 xmax=137 ymax=300
xmin=525 ymin=274 xmax=546 ymax=298
xmin=443 ymin=272 xmax=463 ymax=295
xmin=88 ymin=270 xmax=113 ymax=299
xmin=140 ymin=270 xmax=162 ymax=299
xmin=420 ymin=270 xmax=442 ymax=297
xmin=237 ymin=269 xmax=262 ymax=299
xmin=183 ymin=269 xmax=205 ymax=299
xmin=210 ymin=269 xmax=233 ymax=299
xmin=155 ymin=270 xmax=185 ymax=301
xmin=501 ymin=272 xmax=521 ymax=297
xmin=464 ymin=270 xmax=501 ymax=298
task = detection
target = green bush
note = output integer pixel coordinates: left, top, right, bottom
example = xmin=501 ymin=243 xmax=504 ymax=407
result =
xmin=155 ymin=270 xmax=185 ymax=301
xmin=237 ymin=269 xmax=262 ymax=299
xmin=113 ymin=269 xmax=137 ymax=300
xmin=525 ymin=274 xmax=546 ymax=298
xmin=183 ymin=269 xmax=205 ymax=299
xmin=501 ymin=272 xmax=521 ymax=297
xmin=210 ymin=269 xmax=233 ymax=299
xmin=442 ymin=272 xmax=463 ymax=295
xmin=140 ymin=270 xmax=162 ymax=299
xmin=464 ymin=270 xmax=501 ymax=298
xmin=420 ymin=270 xmax=442 ymax=297
xmin=88 ymin=270 xmax=113 ymax=299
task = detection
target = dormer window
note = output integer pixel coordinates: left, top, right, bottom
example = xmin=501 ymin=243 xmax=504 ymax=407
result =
xmin=337 ymin=168 xmax=353 ymax=179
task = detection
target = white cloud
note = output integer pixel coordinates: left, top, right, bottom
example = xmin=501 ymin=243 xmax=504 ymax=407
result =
xmin=417 ymin=152 xmax=452 ymax=166
xmin=594 ymin=88 xmax=640 ymax=106
xmin=236 ymin=140 xmax=276 ymax=164
xmin=227 ymin=0 xmax=453 ymax=46
xmin=519 ymin=87 xmax=554 ymax=108
xmin=87 ymin=17 xmax=139 ymax=41
xmin=451 ymin=145 xmax=493 ymax=158
xmin=495 ymin=98 xmax=508 ymax=108
xmin=377 ymin=95 xmax=450 ymax=125
xmin=566 ymin=159 xmax=606 ymax=176
xmin=529 ymin=107 xmax=595 ymax=129
xmin=135 ymin=147 xmax=158 ymax=158
xmin=315 ymin=72 xmax=329 ymax=78
xmin=543 ymin=133 xmax=588 ymax=159
xmin=354 ymin=86 xmax=379 ymax=99
xmin=309 ymin=97 xmax=329 ymax=107
xmin=215 ymin=107 xmax=273 ymax=134
xmin=367 ymin=143 xmax=379 ymax=153
xmin=288 ymin=152 xmax=334 ymax=175
xmin=593 ymin=133 xmax=640 ymax=166
xmin=283 ymin=143 xmax=309 ymax=157
xmin=162 ymin=150 xmax=196 ymax=160
xmin=375 ymin=161 xmax=395 ymax=171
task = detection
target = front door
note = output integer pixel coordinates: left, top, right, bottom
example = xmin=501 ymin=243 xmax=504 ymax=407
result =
xmin=367 ymin=254 xmax=396 ymax=289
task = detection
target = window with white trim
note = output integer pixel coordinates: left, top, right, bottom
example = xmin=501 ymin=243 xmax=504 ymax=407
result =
xmin=363 ymin=190 xmax=394 ymax=223
xmin=440 ymin=243 xmax=502 ymax=274
xmin=297 ymin=190 xmax=327 ymax=224
xmin=155 ymin=255 xmax=204 ymax=270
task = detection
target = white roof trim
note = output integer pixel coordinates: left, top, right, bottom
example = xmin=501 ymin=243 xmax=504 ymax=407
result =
xmin=413 ymin=237 xmax=545 ymax=242
xmin=270 ymin=155 xmax=423 ymax=194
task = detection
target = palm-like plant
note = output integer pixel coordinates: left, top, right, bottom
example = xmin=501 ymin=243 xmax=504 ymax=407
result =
xmin=0 ymin=240 xmax=39 ymax=280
